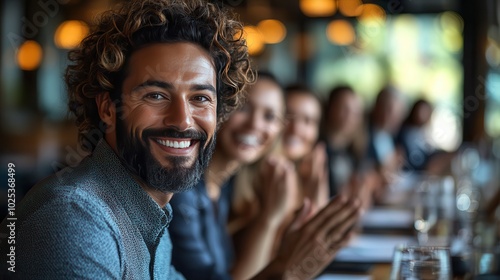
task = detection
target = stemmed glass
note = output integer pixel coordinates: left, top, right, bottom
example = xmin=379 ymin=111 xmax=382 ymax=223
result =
xmin=390 ymin=245 xmax=452 ymax=280
xmin=414 ymin=178 xmax=439 ymax=245
xmin=412 ymin=175 xmax=455 ymax=246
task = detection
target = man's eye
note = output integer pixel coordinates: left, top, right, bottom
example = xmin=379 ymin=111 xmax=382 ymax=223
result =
xmin=146 ymin=93 xmax=165 ymax=100
xmin=193 ymin=95 xmax=210 ymax=102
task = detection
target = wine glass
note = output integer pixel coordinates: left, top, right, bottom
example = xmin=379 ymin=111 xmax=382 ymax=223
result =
xmin=414 ymin=178 xmax=439 ymax=245
xmin=413 ymin=175 xmax=455 ymax=246
xmin=390 ymin=245 xmax=452 ymax=280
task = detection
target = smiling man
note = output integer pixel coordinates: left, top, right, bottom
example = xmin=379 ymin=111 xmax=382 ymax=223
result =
xmin=102 ymin=43 xmax=219 ymax=200
xmin=0 ymin=0 xmax=252 ymax=279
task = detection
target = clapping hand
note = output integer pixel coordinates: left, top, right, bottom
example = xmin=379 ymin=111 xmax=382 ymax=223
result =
xmin=298 ymin=142 xmax=329 ymax=215
xmin=258 ymin=155 xmax=299 ymax=226
xmin=271 ymin=196 xmax=361 ymax=280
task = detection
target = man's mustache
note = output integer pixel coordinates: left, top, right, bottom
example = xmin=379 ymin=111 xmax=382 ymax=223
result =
xmin=142 ymin=128 xmax=208 ymax=142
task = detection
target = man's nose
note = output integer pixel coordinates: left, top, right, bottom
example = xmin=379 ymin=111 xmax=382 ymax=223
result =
xmin=164 ymin=98 xmax=193 ymax=131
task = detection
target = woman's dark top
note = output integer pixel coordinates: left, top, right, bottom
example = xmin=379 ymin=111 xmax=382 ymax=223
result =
xmin=169 ymin=178 xmax=235 ymax=280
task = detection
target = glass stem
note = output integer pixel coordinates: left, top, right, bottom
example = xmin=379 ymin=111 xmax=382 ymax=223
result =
xmin=418 ymin=231 xmax=429 ymax=245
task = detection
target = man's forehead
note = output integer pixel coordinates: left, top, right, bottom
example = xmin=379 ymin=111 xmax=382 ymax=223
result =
xmin=124 ymin=43 xmax=217 ymax=85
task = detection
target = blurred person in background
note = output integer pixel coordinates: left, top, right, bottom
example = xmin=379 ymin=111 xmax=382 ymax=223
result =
xmin=169 ymin=72 xmax=361 ymax=280
xmin=365 ymin=86 xmax=407 ymax=193
xmin=232 ymin=84 xmax=330 ymax=264
xmin=282 ymin=84 xmax=329 ymax=213
xmin=396 ymin=99 xmax=439 ymax=172
xmin=282 ymin=84 xmax=322 ymax=162
xmin=323 ymin=86 xmax=379 ymax=210
xmin=395 ymin=98 xmax=457 ymax=176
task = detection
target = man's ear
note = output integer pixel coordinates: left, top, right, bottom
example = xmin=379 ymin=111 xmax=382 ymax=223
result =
xmin=95 ymin=92 xmax=116 ymax=133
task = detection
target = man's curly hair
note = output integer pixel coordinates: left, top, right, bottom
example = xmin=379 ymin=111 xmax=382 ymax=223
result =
xmin=65 ymin=0 xmax=254 ymax=151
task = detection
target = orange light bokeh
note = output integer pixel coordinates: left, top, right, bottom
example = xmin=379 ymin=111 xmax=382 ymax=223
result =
xmin=338 ymin=0 xmax=363 ymax=17
xmin=258 ymin=19 xmax=287 ymax=44
xmin=243 ymin=25 xmax=265 ymax=55
xmin=54 ymin=20 xmax=89 ymax=49
xmin=327 ymin=19 xmax=356 ymax=45
xmin=17 ymin=40 xmax=43 ymax=71
xmin=357 ymin=4 xmax=387 ymax=22
xmin=300 ymin=0 xmax=336 ymax=17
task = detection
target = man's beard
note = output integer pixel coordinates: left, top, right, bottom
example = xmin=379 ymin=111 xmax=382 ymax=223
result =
xmin=115 ymin=119 xmax=215 ymax=193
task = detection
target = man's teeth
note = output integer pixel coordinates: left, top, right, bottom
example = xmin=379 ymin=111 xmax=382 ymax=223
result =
xmin=238 ymin=135 xmax=259 ymax=146
xmin=156 ymin=139 xmax=191 ymax=149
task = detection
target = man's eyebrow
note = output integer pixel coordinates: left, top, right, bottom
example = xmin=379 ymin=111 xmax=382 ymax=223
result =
xmin=192 ymin=84 xmax=216 ymax=95
xmin=132 ymin=81 xmax=216 ymax=95
xmin=133 ymin=80 xmax=174 ymax=91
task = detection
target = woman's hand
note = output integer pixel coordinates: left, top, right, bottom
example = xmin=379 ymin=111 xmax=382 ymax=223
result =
xmin=298 ymin=142 xmax=329 ymax=214
xmin=258 ymin=155 xmax=299 ymax=226
xmin=264 ymin=196 xmax=361 ymax=280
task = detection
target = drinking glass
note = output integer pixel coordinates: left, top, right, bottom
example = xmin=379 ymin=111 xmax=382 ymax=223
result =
xmin=390 ymin=245 xmax=452 ymax=280
xmin=413 ymin=175 xmax=454 ymax=246
xmin=414 ymin=178 xmax=438 ymax=245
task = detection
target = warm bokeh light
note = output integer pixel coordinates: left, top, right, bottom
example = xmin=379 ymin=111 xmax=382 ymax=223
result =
xmin=257 ymin=19 xmax=287 ymax=44
xmin=389 ymin=59 xmax=425 ymax=97
xmin=17 ymin=40 xmax=43 ymax=71
xmin=243 ymin=25 xmax=265 ymax=55
xmin=429 ymin=107 xmax=461 ymax=152
xmin=326 ymin=19 xmax=355 ymax=45
xmin=54 ymin=20 xmax=89 ymax=49
xmin=338 ymin=0 xmax=362 ymax=17
xmin=300 ymin=0 xmax=336 ymax=17
xmin=439 ymin=11 xmax=464 ymax=33
xmin=425 ymin=65 xmax=462 ymax=103
xmin=442 ymin=30 xmax=463 ymax=53
xmin=391 ymin=15 xmax=419 ymax=59
xmin=439 ymin=11 xmax=463 ymax=53
xmin=357 ymin=4 xmax=386 ymax=23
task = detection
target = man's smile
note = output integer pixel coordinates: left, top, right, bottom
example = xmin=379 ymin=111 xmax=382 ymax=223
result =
xmin=152 ymin=137 xmax=199 ymax=156
xmin=156 ymin=138 xmax=192 ymax=149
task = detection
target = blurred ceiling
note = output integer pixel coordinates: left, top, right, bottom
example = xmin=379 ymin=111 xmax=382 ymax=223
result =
xmin=15 ymin=0 xmax=462 ymax=27
xmin=224 ymin=0 xmax=461 ymax=24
